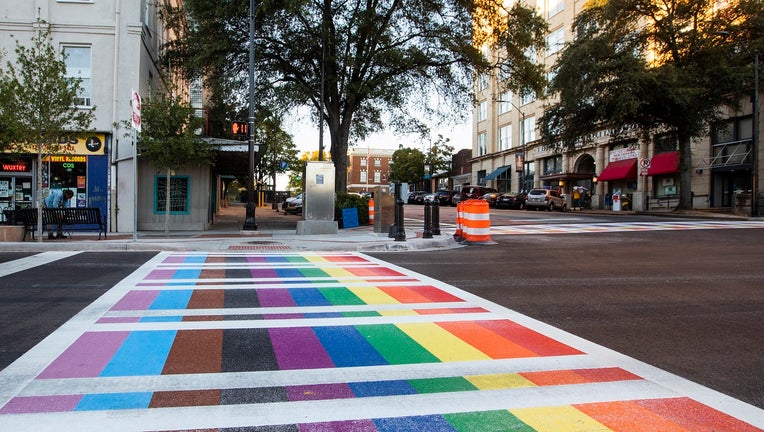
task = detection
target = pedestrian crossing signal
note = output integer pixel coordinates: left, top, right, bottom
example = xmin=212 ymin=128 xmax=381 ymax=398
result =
xmin=232 ymin=121 xmax=248 ymax=136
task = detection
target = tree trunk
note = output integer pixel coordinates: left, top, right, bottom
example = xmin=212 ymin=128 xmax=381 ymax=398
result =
xmin=164 ymin=168 xmax=171 ymax=234
xmin=678 ymin=133 xmax=693 ymax=210
xmin=328 ymin=113 xmax=353 ymax=192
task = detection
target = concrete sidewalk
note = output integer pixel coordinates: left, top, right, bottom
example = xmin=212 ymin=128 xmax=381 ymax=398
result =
xmin=0 ymin=204 xmax=459 ymax=252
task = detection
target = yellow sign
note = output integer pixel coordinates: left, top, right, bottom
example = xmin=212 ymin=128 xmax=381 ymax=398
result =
xmin=43 ymin=155 xmax=88 ymax=163
xmin=6 ymin=133 xmax=106 ymax=156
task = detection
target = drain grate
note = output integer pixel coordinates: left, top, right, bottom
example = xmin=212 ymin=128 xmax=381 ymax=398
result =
xmin=229 ymin=245 xmax=291 ymax=250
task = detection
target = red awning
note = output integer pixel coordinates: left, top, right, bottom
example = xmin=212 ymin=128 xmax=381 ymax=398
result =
xmin=597 ymin=158 xmax=638 ymax=181
xmin=646 ymin=151 xmax=680 ymax=176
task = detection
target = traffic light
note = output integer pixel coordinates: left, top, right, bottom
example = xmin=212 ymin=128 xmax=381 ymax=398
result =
xmin=232 ymin=121 xmax=248 ymax=136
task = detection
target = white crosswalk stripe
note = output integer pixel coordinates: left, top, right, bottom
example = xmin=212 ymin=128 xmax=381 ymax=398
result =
xmin=490 ymin=220 xmax=764 ymax=235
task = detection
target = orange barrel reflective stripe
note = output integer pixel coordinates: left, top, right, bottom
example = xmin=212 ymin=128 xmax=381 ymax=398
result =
xmin=368 ymin=198 xmax=375 ymax=225
xmin=462 ymin=199 xmax=491 ymax=242
xmin=454 ymin=200 xmax=464 ymax=239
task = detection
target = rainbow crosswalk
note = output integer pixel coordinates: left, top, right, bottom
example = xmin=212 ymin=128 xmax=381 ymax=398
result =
xmin=0 ymin=252 xmax=762 ymax=431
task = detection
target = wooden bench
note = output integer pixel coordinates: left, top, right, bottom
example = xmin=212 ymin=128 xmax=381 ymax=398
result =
xmin=19 ymin=208 xmax=107 ymax=240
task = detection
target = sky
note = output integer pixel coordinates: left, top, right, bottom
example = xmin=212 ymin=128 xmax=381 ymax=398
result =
xmin=276 ymin=106 xmax=473 ymax=191
xmin=282 ymin=106 xmax=473 ymax=156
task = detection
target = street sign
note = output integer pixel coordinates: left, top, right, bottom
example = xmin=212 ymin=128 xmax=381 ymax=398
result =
xmin=131 ymin=90 xmax=141 ymax=132
xmin=639 ymin=157 xmax=651 ymax=176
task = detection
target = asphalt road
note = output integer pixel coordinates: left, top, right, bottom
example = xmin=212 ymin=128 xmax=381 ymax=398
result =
xmin=1 ymin=214 xmax=762 ymax=414
xmin=0 ymin=252 xmax=158 ymax=369
xmin=370 ymin=225 xmax=764 ymax=410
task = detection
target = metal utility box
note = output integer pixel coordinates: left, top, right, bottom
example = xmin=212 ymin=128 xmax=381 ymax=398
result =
xmin=297 ymin=161 xmax=338 ymax=235
xmin=373 ymin=186 xmax=394 ymax=234
xmin=303 ymin=161 xmax=335 ymax=221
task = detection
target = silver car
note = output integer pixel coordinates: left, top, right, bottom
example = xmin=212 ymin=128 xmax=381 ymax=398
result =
xmin=525 ymin=189 xmax=566 ymax=211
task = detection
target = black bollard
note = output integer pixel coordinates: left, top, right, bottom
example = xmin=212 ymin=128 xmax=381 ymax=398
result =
xmin=423 ymin=200 xmax=433 ymax=238
xmin=431 ymin=199 xmax=440 ymax=235
xmin=394 ymin=195 xmax=406 ymax=241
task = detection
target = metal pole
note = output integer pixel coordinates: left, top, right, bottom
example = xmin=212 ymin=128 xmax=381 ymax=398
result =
xmin=752 ymin=52 xmax=759 ymax=217
xmin=132 ymin=128 xmax=138 ymax=241
xmin=243 ymin=0 xmax=257 ymax=230
xmin=318 ymin=0 xmax=327 ymax=161
xmin=520 ymin=113 xmax=525 ymax=193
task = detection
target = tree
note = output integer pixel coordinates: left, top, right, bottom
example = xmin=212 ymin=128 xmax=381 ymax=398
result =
xmin=0 ymin=23 xmax=95 ymax=241
xmin=255 ymin=116 xmax=300 ymax=196
xmin=161 ymin=0 xmax=547 ymax=193
xmin=541 ymin=0 xmax=763 ymax=210
xmin=286 ymin=150 xmax=331 ymax=192
xmin=389 ymin=147 xmax=425 ymax=185
xmin=133 ymin=86 xmax=215 ymax=234
xmin=425 ymin=134 xmax=456 ymax=174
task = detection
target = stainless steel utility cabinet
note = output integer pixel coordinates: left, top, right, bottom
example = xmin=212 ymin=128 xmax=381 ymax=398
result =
xmin=303 ymin=161 xmax=335 ymax=221
xmin=296 ymin=161 xmax=338 ymax=235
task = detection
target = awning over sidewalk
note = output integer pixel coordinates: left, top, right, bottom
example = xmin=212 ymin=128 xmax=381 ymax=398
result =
xmin=540 ymin=172 xmax=595 ymax=181
xmin=646 ymin=151 xmax=680 ymax=176
xmin=483 ymin=165 xmax=511 ymax=181
xmin=597 ymin=158 xmax=638 ymax=181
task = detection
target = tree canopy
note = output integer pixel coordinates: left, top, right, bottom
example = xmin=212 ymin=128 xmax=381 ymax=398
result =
xmin=161 ymin=0 xmax=547 ymax=192
xmin=389 ymin=147 xmax=426 ymax=184
xmin=542 ymin=0 xmax=764 ymax=210
xmin=425 ymin=134 xmax=456 ymax=174
xmin=136 ymin=87 xmax=214 ymax=172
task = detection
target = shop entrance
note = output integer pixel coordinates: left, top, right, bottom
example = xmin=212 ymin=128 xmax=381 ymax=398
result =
xmin=711 ymin=169 xmax=750 ymax=208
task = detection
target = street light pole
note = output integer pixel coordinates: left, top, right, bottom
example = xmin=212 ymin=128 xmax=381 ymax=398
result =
xmin=751 ymin=52 xmax=759 ymax=217
xmin=318 ymin=0 xmax=327 ymax=162
xmin=243 ymin=0 xmax=257 ymax=230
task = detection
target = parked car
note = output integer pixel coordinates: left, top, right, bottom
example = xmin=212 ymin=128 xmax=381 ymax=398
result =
xmin=283 ymin=192 xmax=303 ymax=214
xmin=431 ymin=190 xmax=454 ymax=206
xmin=451 ymin=192 xmax=462 ymax=206
xmin=481 ymin=191 xmax=502 ymax=207
xmin=525 ymin=188 xmax=566 ymax=211
xmin=459 ymin=185 xmax=497 ymax=203
xmin=495 ymin=192 xmax=526 ymax=209
xmin=407 ymin=190 xmax=428 ymax=204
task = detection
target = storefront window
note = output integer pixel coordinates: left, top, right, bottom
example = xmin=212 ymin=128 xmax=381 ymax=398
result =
xmin=543 ymin=155 xmax=563 ymax=176
xmin=1 ymin=158 xmax=35 ymax=218
xmin=44 ymin=156 xmax=87 ymax=207
xmin=155 ymin=176 xmax=190 ymax=214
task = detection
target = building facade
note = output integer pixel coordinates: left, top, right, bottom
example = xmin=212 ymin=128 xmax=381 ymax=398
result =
xmin=346 ymin=147 xmax=394 ymax=194
xmin=0 ymin=0 xmax=221 ymax=231
xmin=472 ymin=0 xmax=762 ymax=215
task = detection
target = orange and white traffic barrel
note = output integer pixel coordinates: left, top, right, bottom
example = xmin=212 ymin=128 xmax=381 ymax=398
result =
xmin=368 ymin=198 xmax=375 ymax=225
xmin=454 ymin=201 xmax=465 ymax=240
xmin=462 ymin=199 xmax=491 ymax=243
